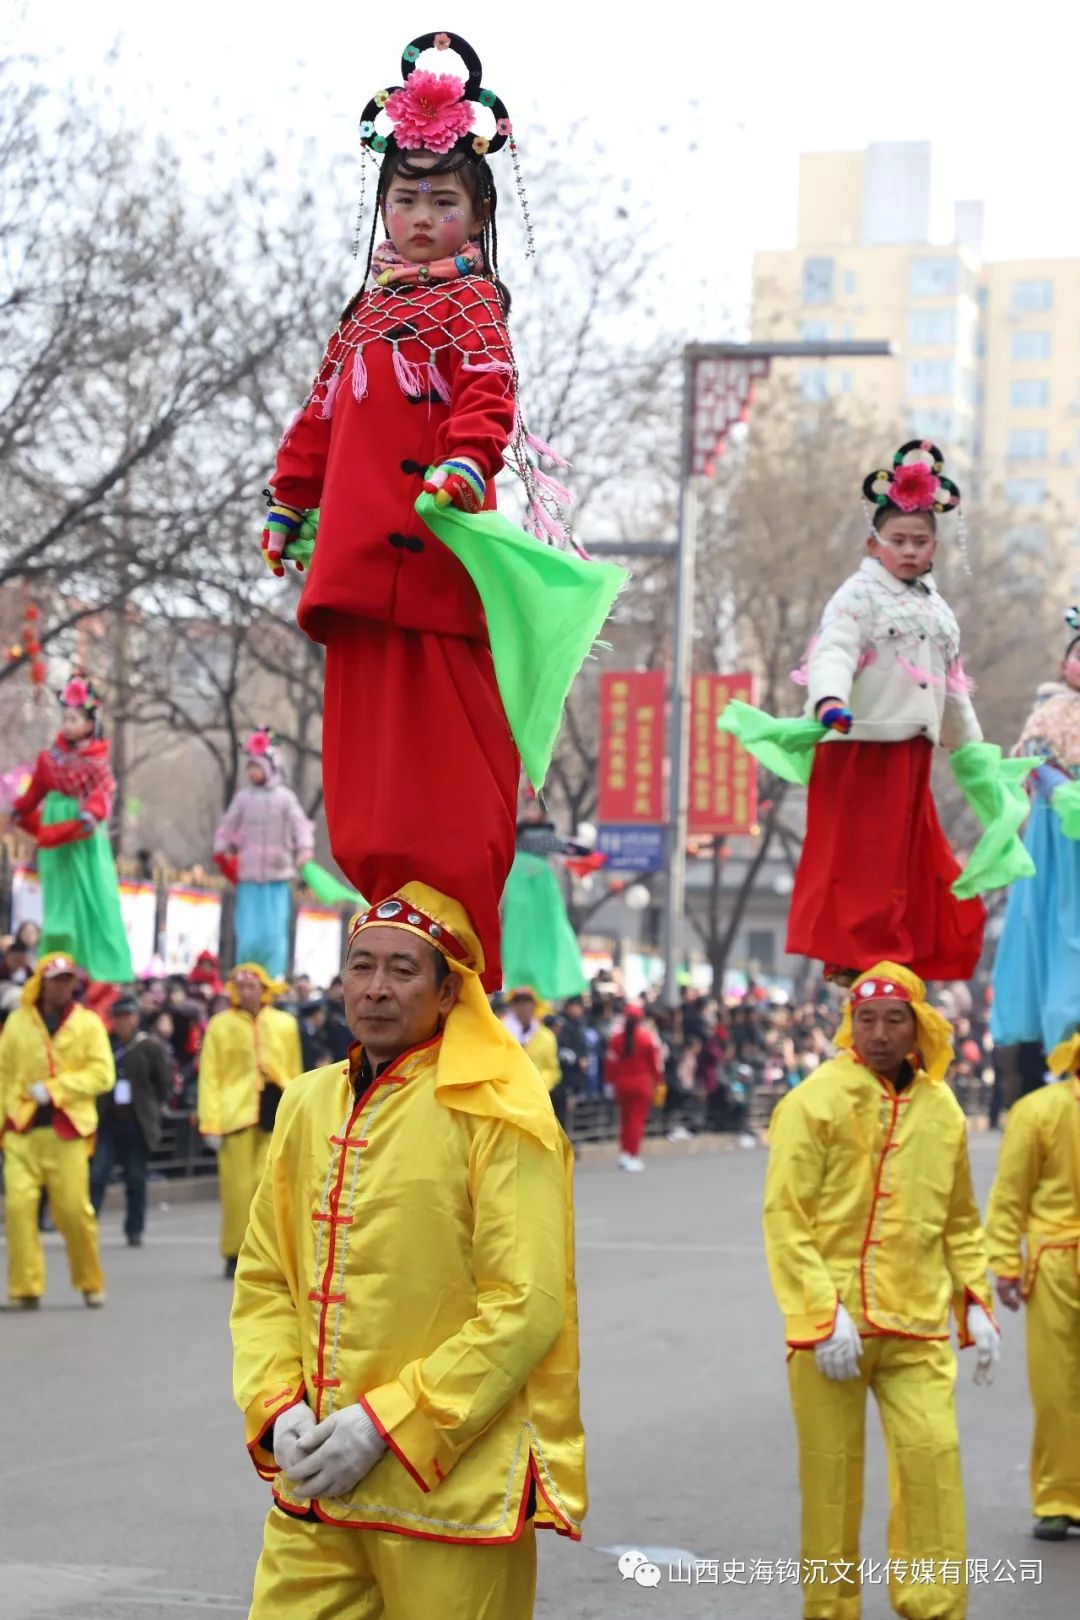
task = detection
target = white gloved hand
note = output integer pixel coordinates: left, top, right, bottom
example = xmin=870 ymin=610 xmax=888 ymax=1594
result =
xmin=272 ymin=1401 xmax=316 ymax=1476
xmin=28 ymin=1082 xmax=51 ymax=1105
xmin=814 ymin=1302 xmax=864 ymax=1381
xmin=202 ymin=1133 xmax=222 ymax=1152
xmin=967 ymin=1303 xmax=1000 ymax=1385
xmin=288 ymin=1403 xmax=388 ymax=1500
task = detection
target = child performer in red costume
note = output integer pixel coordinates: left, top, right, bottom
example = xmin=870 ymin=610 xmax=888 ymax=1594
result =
xmin=12 ymin=674 xmax=133 ymax=984
xmin=261 ymin=32 xmax=566 ymax=991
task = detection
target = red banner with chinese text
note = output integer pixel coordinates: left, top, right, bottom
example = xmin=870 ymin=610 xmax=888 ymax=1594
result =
xmin=598 ymin=671 xmax=667 ymax=823
xmin=689 ymin=673 xmax=758 ymax=835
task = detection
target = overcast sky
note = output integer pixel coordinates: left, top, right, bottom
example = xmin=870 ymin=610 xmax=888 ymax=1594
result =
xmin=9 ymin=0 xmax=1078 ymax=332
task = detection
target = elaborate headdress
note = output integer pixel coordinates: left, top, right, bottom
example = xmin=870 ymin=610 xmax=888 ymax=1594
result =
xmin=228 ymin=961 xmax=283 ymax=1007
xmin=58 ymin=671 xmax=104 ymax=735
xmin=353 ymin=31 xmax=531 ymax=272
xmin=1065 ymin=605 xmax=1080 ymax=659
xmin=244 ymin=727 xmax=280 ymax=781
xmin=862 ymin=440 xmax=962 ymax=520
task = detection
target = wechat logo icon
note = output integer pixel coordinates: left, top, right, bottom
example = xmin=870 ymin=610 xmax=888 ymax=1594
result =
xmin=618 ymin=1550 xmax=663 ymax=1588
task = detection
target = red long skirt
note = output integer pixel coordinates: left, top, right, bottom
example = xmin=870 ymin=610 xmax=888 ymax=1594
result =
xmin=786 ymin=737 xmax=985 ymax=982
xmin=322 ymin=620 xmax=519 ymax=991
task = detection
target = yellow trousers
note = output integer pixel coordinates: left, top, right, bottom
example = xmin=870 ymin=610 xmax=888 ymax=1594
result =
xmin=249 ymin=1506 xmax=537 ymax=1619
xmin=1026 ymin=1245 xmax=1080 ymax=1518
xmin=218 ymin=1127 xmax=270 ymax=1260
xmin=3 ymin=1128 xmax=104 ymax=1300
xmin=788 ymin=1336 xmax=965 ymax=1620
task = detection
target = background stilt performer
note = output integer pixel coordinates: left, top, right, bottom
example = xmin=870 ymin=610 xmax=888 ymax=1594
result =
xmin=501 ymin=793 xmax=590 ymax=1003
xmin=991 ymin=606 xmax=1080 ymax=1053
xmin=720 ymin=442 xmax=1034 ymax=982
xmin=11 ymin=674 xmax=133 ymax=984
xmin=213 ymin=728 xmax=315 ymax=980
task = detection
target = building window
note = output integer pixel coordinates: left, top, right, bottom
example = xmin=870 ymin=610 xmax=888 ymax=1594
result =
xmin=1005 ymin=477 xmax=1047 ymax=507
xmin=799 ymin=366 xmax=831 ymax=402
xmin=1012 ymin=330 xmax=1052 ymax=361
xmin=746 ymin=930 xmax=776 ymax=970
xmin=906 ymin=358 xmax=956 ymax=396
xmin=908 ymin=308 xmax=957 ymax=346
xmin=1012 ymin=279 xmax=1054 ymax=312
xmin=1010 ymin=378 xmax=1050 ymax=408
xmin=910 ymin=257 xmax=959 ymax=297
xmin=1007 ymin=524 xmax=1047 ymax=552
xmin=1008 ymin=428 xmax=1048 ymax=460
xmin=843 ymin=270 xmax=856 ymax=294
xmin=907 ymin=409 xmax=955 ymax=443
xmin=802 ymin=256 xmax=835 ymax=306
xmin=800 ymin=320 xmax=830 ymax=342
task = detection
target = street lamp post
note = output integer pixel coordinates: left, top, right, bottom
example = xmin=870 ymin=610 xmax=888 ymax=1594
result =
xmin=657 ymin=339 xmax=897 ymax=1007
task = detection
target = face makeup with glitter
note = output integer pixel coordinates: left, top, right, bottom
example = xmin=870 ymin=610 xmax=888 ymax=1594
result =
xmin=382 ymin=160 xmax=479 ymax=264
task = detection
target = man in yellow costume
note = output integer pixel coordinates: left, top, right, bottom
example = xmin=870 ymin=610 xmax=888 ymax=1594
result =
xmin=763 ymin=962 xmax=999 ymax=1620
xmin=986 ymin=1030 xmax=1080 ymax=1541
xmin=198 ymin=962 xmax=302 ymax=1278
xmin=230 ymin=882 xmax=586 ymax=1619
xmin=0 ymin=943 xmax=114 ymax=1308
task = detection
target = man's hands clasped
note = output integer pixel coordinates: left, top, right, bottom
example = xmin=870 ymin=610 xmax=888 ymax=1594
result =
xmin=274 ymin=1402 xmax=387 ymax=1501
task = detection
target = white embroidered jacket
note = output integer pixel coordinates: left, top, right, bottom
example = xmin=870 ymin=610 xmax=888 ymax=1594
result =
xmin=804 ymin=558 xmax=983 ymax=748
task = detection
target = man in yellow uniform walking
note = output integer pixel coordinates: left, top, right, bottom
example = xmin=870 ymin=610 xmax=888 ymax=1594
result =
xmin=231 ymin=882 xmax=586 ymax=1619
xmin=986 ymin=1031 xmax=1080 ymax=1541
xmin=198 ymin=962 xmax=302 ymax=1277
xmin=763 ymin=962 xmax=999 ymax=1620
xmin=0 ymin=944 xmax=114 ymax=1308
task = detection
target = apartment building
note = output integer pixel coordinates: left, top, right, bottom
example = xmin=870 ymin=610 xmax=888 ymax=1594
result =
xmin=752 ymin=142 xmax=1080 ymax=535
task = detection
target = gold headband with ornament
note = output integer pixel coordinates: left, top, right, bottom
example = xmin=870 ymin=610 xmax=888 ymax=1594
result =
xmin=348 ymin=896 xmax=470 ymax=967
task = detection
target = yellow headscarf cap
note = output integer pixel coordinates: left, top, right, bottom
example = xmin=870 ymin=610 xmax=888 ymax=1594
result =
xmin=349 ymin=881 xmax=557 ymax=1151
xmin=21 ymin=949 xmax=84 ymax=1010
xmin=228 ymin=962 xmax=284 ymax=1007
xmin=835 ymin=960 xmax=955 ymax=1084
xmin=1048 ymin=1032 xmax=1080 ymax=1077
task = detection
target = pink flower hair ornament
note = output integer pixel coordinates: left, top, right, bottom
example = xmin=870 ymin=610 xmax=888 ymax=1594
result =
xmin=358 ymin=31 xmax=514 ymax=159
xmin=245 ymin=728 xmax=275 ymax=758
xmin=862 ymin=439 xmax=961 ymax=518
xmin=58 ymin=672 xmax=101 ymax=713
xmin=384 ymin=71 xmax=474 ymax=154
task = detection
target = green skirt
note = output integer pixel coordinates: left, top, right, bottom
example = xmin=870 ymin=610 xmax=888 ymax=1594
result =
xmin=38 ymin=792 xmax=134 ymax=982
xmin=500 ymin=851 xmax=587 ymax=1002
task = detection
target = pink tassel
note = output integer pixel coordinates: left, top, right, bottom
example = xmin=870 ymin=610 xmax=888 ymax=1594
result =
xmin=525 ymin=430 xmax=570 ymax=470
xmin=789 ymin=634 xmax=819 ymax=687
xmin=897 ymin=654 xmax=944 ymax=688
xmin=278 ymin=405 xmax=305 ymax=451
xmin=427 ymin=359 xmax=451 ymax=404
xmin=946 ymin=659 xmax=976 ymax=696
xmin=318 ymin=366 xmax=342 ymax=421
xmin=527 ymin=499 xmax=569 ymax=546
xmin=531 ymin=467 xmax=575 ymax=506
xmin=350 ymin=347 xmax=368 ymax=403
xmin=392 ymin=348 xmax=424 ymax=398
xmin=461 ymin=358 xmax=514 ymax=373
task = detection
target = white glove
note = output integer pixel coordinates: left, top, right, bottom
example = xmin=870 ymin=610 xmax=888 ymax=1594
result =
xmin=28 ymin=1082 xmax=51 ymax=1105
xmin=202 ymin=1133 xmax=222 ymax=1152
xmin=967 ymin=1303 xmax=1000 ymax=1385
xmin=814 ymin=1302 xmax=863 ymax=1381
xmin=272 ymin=1401 xmax=316 ymax=1476
xmin=288 ymin=1403 xmax=387 ymax=1500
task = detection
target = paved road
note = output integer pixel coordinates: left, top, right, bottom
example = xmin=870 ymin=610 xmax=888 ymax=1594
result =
xmin=0 ymin=1134 xmax=1073 ymax=1618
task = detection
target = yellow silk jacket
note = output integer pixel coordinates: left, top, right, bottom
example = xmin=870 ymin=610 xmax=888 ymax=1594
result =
xmin=197 ymin=1006 xmax=302 ymax=1137
xmin=523 ymin=1024 xmax=561 ymax=1093
xmin=986 ymin=1077 xmax=1080 ymax=1293
xmin=230 ymin=1036 xmax=586 ymax=1543
xmin=763 ymin=1052 xmax=993 ymax=1347
xmin=0 ymin=1000 xmax=114 ymax=1140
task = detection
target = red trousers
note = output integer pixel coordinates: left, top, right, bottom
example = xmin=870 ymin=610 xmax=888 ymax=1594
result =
xmin=618 ymin=1091 xmax=651 ymax=1157
xmin=322 ymin=619 xmax=519 ymax=990
xmin=787 ymin=737 xmax=985 ymax=981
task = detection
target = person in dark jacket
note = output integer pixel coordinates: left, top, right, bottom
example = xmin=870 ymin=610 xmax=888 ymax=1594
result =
xmin=90 ymin=994 xmax=170 ymax=1246
xmin=299 ymin=997 xmax=333 ymax=1071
